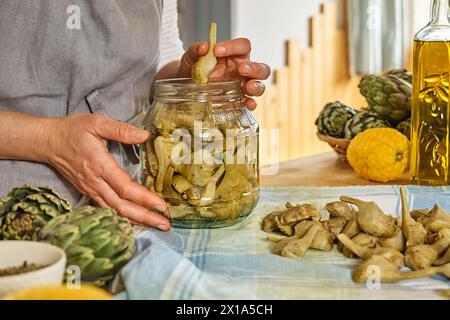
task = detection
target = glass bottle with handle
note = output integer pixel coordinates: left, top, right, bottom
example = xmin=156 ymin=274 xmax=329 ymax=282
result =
xmin=411 ymin=0 xmax=450 ymax=185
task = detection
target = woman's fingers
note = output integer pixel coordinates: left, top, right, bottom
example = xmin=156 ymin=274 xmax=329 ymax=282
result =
xmin=239 ymin=62 xmax=271 ymax=80
xmin=95 ymin=178 xmax=170 ymax=230
xmin=214 ymin=38 xmax=251 ymax=58
xmin=184 ymin=42 xmax=209 ymax=65
xmin=244 ymin=80 xmax=266 ymax=97
xmin=243 ymin=97 xmax=257 ymax=110
xmin=93 ymin=115 xmax=149 ymax=144
xmin=209 ymin=64 xmax=227 ymax=80
xmin=101 ymin=159 xmax=167 ymax=212
xmin=178 ymin=42 xmax=209 ymax=77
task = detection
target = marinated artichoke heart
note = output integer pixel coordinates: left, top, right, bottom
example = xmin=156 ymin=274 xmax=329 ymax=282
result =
xmin=142 ymin=98 xmax=259 ymax=222
xmin=316 ymin=101 xmax=356 ymax=138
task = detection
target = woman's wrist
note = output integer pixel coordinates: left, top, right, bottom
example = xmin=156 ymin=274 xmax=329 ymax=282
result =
xmin=32 ymin=116 xmax=59 ymax=164
xmin=0 ymin=110 xmax=57 ymax=164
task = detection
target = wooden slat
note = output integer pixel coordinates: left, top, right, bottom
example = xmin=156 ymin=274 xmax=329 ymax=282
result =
xmin=274 ymin=68 xmax=290 ymax=162
xmin=300 ymin=48 xmax=313 ymax=156
xmin=286 ymin=39 xmax=302 ymax=159
xmin=261 ymin=85 xmax=279 ymax=167
xmin=323 ymin=1 xmax=337 ymax=103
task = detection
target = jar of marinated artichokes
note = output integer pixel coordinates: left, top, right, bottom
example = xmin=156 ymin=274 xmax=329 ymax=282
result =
xmin=141 ymin=79 xmax=260 ymax=228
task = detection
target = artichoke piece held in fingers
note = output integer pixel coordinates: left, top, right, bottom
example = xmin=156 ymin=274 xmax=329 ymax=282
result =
xmin=192 ymin=23 xmax=218 ymax=84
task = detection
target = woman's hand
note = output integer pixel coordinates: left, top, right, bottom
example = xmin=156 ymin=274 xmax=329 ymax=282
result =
xmin=178 ymin=38 xmax=271 ymax=110
xmin=42 ymin=113 xmax=170 ymax=230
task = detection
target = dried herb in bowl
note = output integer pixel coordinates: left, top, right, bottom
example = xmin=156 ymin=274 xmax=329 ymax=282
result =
xmin=0 ymin=261 xmax=47 ymax=277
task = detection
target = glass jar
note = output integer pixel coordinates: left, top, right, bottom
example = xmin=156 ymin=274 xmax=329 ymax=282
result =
xmin=411 ymin=0 xmax=450 ymax=185
xmin=140 ymin=79 xmax=260 ymax=228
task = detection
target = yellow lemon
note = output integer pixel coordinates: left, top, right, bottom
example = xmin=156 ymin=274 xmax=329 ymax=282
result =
xmin=347 ymin=128 xmax=410 ymax=182
xmin=4 ymin=285 xmax=112 ymax=300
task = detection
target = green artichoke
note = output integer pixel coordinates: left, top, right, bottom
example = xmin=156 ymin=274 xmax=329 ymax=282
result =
xmin=396 ymin=118 xmax=411 ymax=139
xmin=359 ymin=69 xmax=412 ymax=124
xmin=344 ymin=111 xmax=391 ymax=139
xmin=39 ymin=206 xmax=135 ymax=286
xmin=0 ymin=185 xmax=71 ymax=240
xmin=316 ymin=101 xmax=357 ymax=138
xmin=386 ymin=69 xmax=413 ymax=84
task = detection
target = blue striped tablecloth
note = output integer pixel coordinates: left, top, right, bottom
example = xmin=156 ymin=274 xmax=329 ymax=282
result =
xmin=114 ymin=186 xmax=450 ymax=300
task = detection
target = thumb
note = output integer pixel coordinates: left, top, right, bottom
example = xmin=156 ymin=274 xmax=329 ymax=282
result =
xmin=178 ymin=42 xmax=209 ymax=77
xmin=95 ymin=117 xmax=149 ymax=144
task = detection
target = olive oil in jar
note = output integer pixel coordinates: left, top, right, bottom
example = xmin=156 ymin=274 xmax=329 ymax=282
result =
xmin=410 ymin=0 xmax=450 ymax=185
xmin=410 ymin=40 xmax=450 ymax=185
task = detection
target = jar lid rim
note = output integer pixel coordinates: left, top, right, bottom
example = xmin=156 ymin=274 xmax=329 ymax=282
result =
xmin=155 ymin=78 xmax=241 ymax=87
xmin=154 ymin=78 xmax=243 ymax=102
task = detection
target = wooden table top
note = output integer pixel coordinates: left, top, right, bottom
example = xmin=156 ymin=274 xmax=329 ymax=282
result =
xmin=260 ymin=152 xmax=408 ymax=187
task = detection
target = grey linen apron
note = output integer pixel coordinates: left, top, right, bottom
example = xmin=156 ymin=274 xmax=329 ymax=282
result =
xmin=0 ymin=0 xmax=163 ymax=206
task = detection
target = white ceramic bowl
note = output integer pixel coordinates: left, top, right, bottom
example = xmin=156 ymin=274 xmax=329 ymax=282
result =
xmin=0 ymin=241 xmax=66 ymax=297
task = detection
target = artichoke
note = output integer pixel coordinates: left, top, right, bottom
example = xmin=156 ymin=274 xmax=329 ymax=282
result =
xmin=386 ymin=69 xmax=413 ymax=84
xmin=396 ymin=118 xmax=411 ymax=139
xmin=359 ymin=69 xmax=412 ymax=124
xmin=39 ymin=206 xmax=135 ymax=286
xmin=316 ymin=101 xmax=357 ymax=138
xmin=0 ymin=185 xmax=71 ymax=240
xmin=344 ymin=111 xmax=391 ymax=139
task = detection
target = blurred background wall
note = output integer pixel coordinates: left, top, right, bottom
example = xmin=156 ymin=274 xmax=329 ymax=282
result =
xmin=178 ymin=0 xmax=429 ymax=72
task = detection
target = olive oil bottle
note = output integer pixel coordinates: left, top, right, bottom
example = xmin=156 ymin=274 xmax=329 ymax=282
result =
xmin=411 ymin=0 xmax=450 ymax=185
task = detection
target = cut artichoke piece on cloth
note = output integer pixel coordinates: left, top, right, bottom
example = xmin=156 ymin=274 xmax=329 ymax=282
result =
xmin=400 ymin=187 xmax=427 ymax=248
xmin=0 ymin=185 xmax=71 ymax=240
xmin=425 ymin=204 xmax=450 ymax=233
xmin=340 ymin=232 xmax=378 ymax=259
xmin=405 ymin=236 xmax=450 ymax=271
xmin=380 ymin=226 xmax=406 ymax=252
xmin=353 ymin=255 xmax=450 ymax=284
xmin=39 ymin=206 xmax=134 ymax=287
xmin=261 ymin=203 xmax=321 ymax=237
xmin=321 ymin=218 xmax=348 ymax=240
xmin=340 ymin=195 xmax=397 ymax=238
xmin=294 ymin=221 xmax=334 ymax=252
xmin=325 ymin=201 xmax=356 ymax=220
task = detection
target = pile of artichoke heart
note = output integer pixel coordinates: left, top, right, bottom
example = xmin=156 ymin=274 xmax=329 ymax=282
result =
xmin=262 ymin=187 xmax=450 ymax=284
